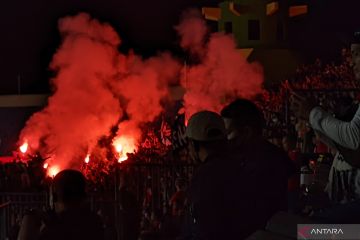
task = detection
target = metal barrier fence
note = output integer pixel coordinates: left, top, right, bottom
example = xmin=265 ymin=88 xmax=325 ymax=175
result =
xmin=0 ymin=192 xmax=47 ymax=240
xmin=0 ymin=162 xmax=196 ymax=240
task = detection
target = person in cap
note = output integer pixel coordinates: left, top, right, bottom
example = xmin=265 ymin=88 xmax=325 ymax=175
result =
xmin=179 ymin=111 xmax=253 ymax=240
xmin=185 ymin=110 xmax=228 ymax=163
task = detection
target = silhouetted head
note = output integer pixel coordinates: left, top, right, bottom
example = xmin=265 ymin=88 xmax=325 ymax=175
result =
xmin=221 ymin=98 xmax=264 ymax=142
xmin=52 ymin=169 xmax=86 ymax=212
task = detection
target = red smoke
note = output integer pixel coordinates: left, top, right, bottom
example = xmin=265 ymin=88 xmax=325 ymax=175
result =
xmin=19 ymin=11 xmax=264 ymax=172
xmin=19 ymin=13 xmax=181 ymax=172
xmin=176 ymin=10 xmax=264 ymax=118
xmin=175 ymin=10 xmax=208 ymax=57
xmin=109 ymin=45 xmax=181 ymax=161
xmin=20 ymin=13 xmax=122 ymax=171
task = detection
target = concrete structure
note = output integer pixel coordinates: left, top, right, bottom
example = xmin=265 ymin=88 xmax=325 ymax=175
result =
xmin=202 ymin=0 xmax=308 ymax=85
xmin=0 ymin=94 xmax=48 ymax=107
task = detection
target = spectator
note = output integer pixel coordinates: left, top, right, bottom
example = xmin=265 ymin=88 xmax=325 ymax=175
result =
xmin=291 ymin=33 xmax=360 ymax=222
xmin=119 ymin=174 xmax=141 ymax=240
xmin=180 ymin=111 xmax=249 ymax=239
xmin=283 ymin=134 xmax=302 ymax=213
xmin=221 ymin=99 xmax=295 ymax=228
xmin=20 ymin=165 xmax=31 ymax=190
xmin=18 ymin=169 xmax=104 ymax=240
xmin=169 ymin=177 xmax=187 ymax=217
xmin=161 ymin=178 xmax=187 ymax=240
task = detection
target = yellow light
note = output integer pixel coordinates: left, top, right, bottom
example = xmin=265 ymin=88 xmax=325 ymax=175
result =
xmin=115 ymin=144 xmax=123 ymax=153
xmin=84 ymin=154 xmax=90 ymax=164
xmin=118 ymin=155 xmax=128 ymax=163
xmin=19 ymin=142 xmax=28 ymax=154
xmin=43 ymin=163 xmax=48 ymax=169
xmin=267 ymin=2 xmax=279 ymax=16
xmin=289 ymin=5 xmax=308 ymax=17
xmin=48 ymin=166 xmax=60 ymax=178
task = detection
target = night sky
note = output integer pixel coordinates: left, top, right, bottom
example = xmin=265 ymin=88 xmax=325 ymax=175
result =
xmin=1 ymin=0 xmax=360 ymax=95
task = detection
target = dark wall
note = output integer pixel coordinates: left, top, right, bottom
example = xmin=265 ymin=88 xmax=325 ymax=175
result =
xmin=0 ymin=107 xmax=40 ymax=156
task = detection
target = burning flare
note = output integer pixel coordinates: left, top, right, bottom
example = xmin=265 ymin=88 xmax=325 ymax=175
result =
xmin=19 ymin=142 xmax=28 ymax=154
xmin=84 ymin=154 xmax=90 ymax=164
xmin=112 ymin=136 xmax=136 ymax=163
xmin=115 ymin=144 xmax=123 ymax=153
xmin=43 ymin=163 xmax=49 ymax=169
xmin=118 ymin=155 xmax=128 ymax=163
xmin=48 ymin=166 xmax=60 ymax=178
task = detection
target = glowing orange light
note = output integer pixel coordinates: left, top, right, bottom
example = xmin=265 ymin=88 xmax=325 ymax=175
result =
xmin=84 ymin=154 xmax=90 ymax=164
xmin=19 ymin=142 xmax=28 ymax=154
xmin=118 ymin=155 xmax=128 ymax=163
xmin=48 ymin=166 xmax=60 ymax=178
xmin=43 ymin=163 xmax=48 ymax=169
xmin=115 ymin=143 xmax=123 ymax=153
xmin=112 ymin=136 xmax=136 ymax=163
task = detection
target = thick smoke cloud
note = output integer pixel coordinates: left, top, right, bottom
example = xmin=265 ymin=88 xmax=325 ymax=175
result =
xmin=176 ymin=11 xmax=263 ymax=116
xmin=19 ymin=11 xmax=263 ymax=171
xmin=176 ymin=10 xmax=264 ymax=118
xmin=175 ymin=10 xmax=208 ymax=58
xmin=20 ymin=13 xmax=122 ymax=168
xmin=19 ymin=13 xmax=180 ymax=170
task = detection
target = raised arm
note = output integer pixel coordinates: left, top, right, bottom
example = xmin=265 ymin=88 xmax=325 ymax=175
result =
xmin=309 ymin=106 xmax=360 ymax=150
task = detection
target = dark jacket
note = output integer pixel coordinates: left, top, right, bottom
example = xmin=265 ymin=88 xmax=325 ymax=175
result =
xmin=180 ymin=140 xmax=295 ymax=240
xmin=182 ymin=151 xmax=252 ymax=240
xmin=233 ymin=139 xmax=295 ymax=226
xmin=39 ymin=208 xmax=104 ymax=240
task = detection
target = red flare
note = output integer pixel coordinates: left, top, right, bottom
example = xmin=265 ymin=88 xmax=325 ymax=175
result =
xmin=84 ymin=154 xmax=90 ymax=164
xmin=19 ymin=142 xmax=28 ymax=154
xmin=48 ymin=166 xmax=60 ymax=178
